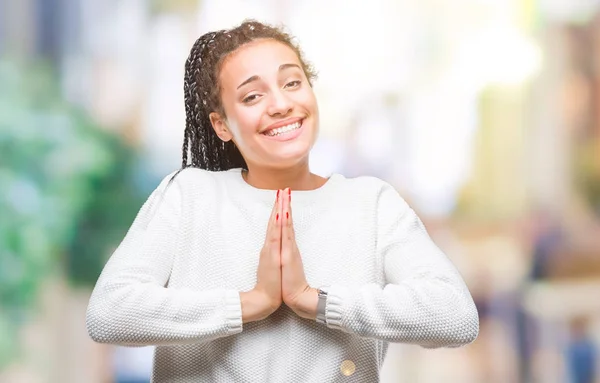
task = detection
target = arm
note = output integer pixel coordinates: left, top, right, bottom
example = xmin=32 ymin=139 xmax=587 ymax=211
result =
xmin=323 ymin=182 xmax=479 ymax=348
xmin=85 ymin=172 xmax=243 ymax=347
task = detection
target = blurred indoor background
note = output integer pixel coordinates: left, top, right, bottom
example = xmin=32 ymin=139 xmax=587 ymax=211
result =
xmin=1 ymin=0 xmax=600 ymax=382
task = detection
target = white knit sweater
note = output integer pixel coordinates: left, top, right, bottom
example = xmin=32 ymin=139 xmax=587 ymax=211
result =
xmin=86 ymin=167 xmax=479 ymax=382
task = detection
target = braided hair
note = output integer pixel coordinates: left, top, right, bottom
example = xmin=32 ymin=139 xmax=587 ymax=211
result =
xmin=180 ymin=19 xmax=317 ymax=172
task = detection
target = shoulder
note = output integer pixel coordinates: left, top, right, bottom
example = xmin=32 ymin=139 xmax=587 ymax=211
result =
xmin=160 ymin=167 xmax=230 ymax=190
xmin=338 ymin=174 xmax=411 ymax=214
xmin=153 ymin=167 xmax=232 ymax=205
xmin=340 ymin=174 xmax=403 ymax=199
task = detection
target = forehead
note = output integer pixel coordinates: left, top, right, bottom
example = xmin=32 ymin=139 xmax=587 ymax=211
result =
xmin=220 ymin=39 xmax=301 ymax=82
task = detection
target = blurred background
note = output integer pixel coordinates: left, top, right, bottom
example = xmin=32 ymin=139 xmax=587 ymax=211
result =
xmin=1 ymin=0 xmax=600 ymax=382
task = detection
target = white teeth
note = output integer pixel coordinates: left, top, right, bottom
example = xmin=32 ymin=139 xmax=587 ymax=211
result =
xmin=264 ymin=122 xmax=301 ymax=137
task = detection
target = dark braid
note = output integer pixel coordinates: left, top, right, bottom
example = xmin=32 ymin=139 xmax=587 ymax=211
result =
xmin=180 ymin=19 xmax=317 ymax=172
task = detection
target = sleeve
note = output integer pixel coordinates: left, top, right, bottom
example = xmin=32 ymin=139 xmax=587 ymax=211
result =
xmin=323 ymin=182 xmax=479 ymax=348
xmin=85 ymin=171 xmax=243 ymax=347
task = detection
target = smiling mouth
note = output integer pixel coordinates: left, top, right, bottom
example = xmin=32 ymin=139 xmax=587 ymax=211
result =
xmin=261 ymin=120 xmax=303 ymax=137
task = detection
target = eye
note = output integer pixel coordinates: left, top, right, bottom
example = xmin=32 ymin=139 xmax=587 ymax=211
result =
xmin=242 ymin=94 xmax=260 ymax=104
xmin=284 ymin=80 xmax=301 ymax=89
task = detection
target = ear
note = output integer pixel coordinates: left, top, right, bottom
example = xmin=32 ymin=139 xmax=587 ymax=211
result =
xmin=209 ymin=112 xmax=233 ymax=142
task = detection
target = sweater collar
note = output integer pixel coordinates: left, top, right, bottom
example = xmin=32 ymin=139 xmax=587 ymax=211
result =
xmin=225 ymin=167 xmax=342 ymax=205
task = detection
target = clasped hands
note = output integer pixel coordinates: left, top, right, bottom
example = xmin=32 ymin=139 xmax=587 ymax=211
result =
xmin=249 ymin=187 xmax=318 ymax=322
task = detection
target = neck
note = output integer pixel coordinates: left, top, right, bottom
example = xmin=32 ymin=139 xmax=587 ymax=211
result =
xmin=242 ymin=160 xmax=324 ymax=191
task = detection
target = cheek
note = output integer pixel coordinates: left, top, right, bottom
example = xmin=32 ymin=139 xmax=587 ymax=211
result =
xmin=229 ymin=105 xmax=263 ymax=135
xmin=299 ymin=88 xmax=318 ymax=112
xmin=310 ymin=94 xmax=319 ymax=113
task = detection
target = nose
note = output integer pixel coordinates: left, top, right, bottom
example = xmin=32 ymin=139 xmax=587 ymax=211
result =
xmin=267 ymin=89 xmax=293 ymax=117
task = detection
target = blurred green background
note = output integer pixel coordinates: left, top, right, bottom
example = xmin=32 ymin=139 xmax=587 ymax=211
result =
xmin=0 ymin=58 xmax=145 ymax=369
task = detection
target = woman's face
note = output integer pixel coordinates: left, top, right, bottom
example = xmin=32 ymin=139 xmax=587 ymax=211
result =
xmin=210 ymin=39 xmax=319 ymax=169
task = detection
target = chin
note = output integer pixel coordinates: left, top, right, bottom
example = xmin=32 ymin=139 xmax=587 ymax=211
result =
xmin=274 ymin=148 xmax=311 ymax=165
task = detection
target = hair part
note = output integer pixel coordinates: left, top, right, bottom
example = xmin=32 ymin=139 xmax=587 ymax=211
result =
xmin=180 ymin=19 xmax=317 ymax=173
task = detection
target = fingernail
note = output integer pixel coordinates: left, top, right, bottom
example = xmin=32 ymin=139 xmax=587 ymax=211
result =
xmin=277 ymin=189 xmax=280 ymax=199
xmin=288 ymin=188 xmax=291 ymax=202
xmin=276 ymin=213 xmax=279 ymax=221
xmin=286 ymin=212 xmax=289 ymax=219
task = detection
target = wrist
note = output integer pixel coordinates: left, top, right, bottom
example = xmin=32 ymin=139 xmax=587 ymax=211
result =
xmin=240 ymin=290 xmax=274 ymax=323
xmin=291 ymin=287 xmax=319 ymax=320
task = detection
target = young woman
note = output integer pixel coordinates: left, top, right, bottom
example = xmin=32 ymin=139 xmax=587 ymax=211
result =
xmin=86 ymin=20 xmax=479 ymax=382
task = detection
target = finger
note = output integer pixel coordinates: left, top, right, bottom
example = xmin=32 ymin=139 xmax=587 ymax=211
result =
xmin=266 ymin=189 xmax=279 ymax=232
xmin=282 ymin=187 xmax=294 ymax=243
xmin=267 ymin=190 xmax=281 ymax=247
xmin=278 ymin=187 xmax=284 ymax=253
xmin=287 ymin=188 xmax=293 ymax=226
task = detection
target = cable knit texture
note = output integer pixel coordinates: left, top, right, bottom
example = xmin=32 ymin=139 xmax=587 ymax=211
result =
xmin=86 ymin=167 xmax=479 ymax=382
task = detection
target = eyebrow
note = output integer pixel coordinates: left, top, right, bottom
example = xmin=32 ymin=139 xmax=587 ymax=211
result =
xmin=236 ymin=63 xmax=302 ymax=89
